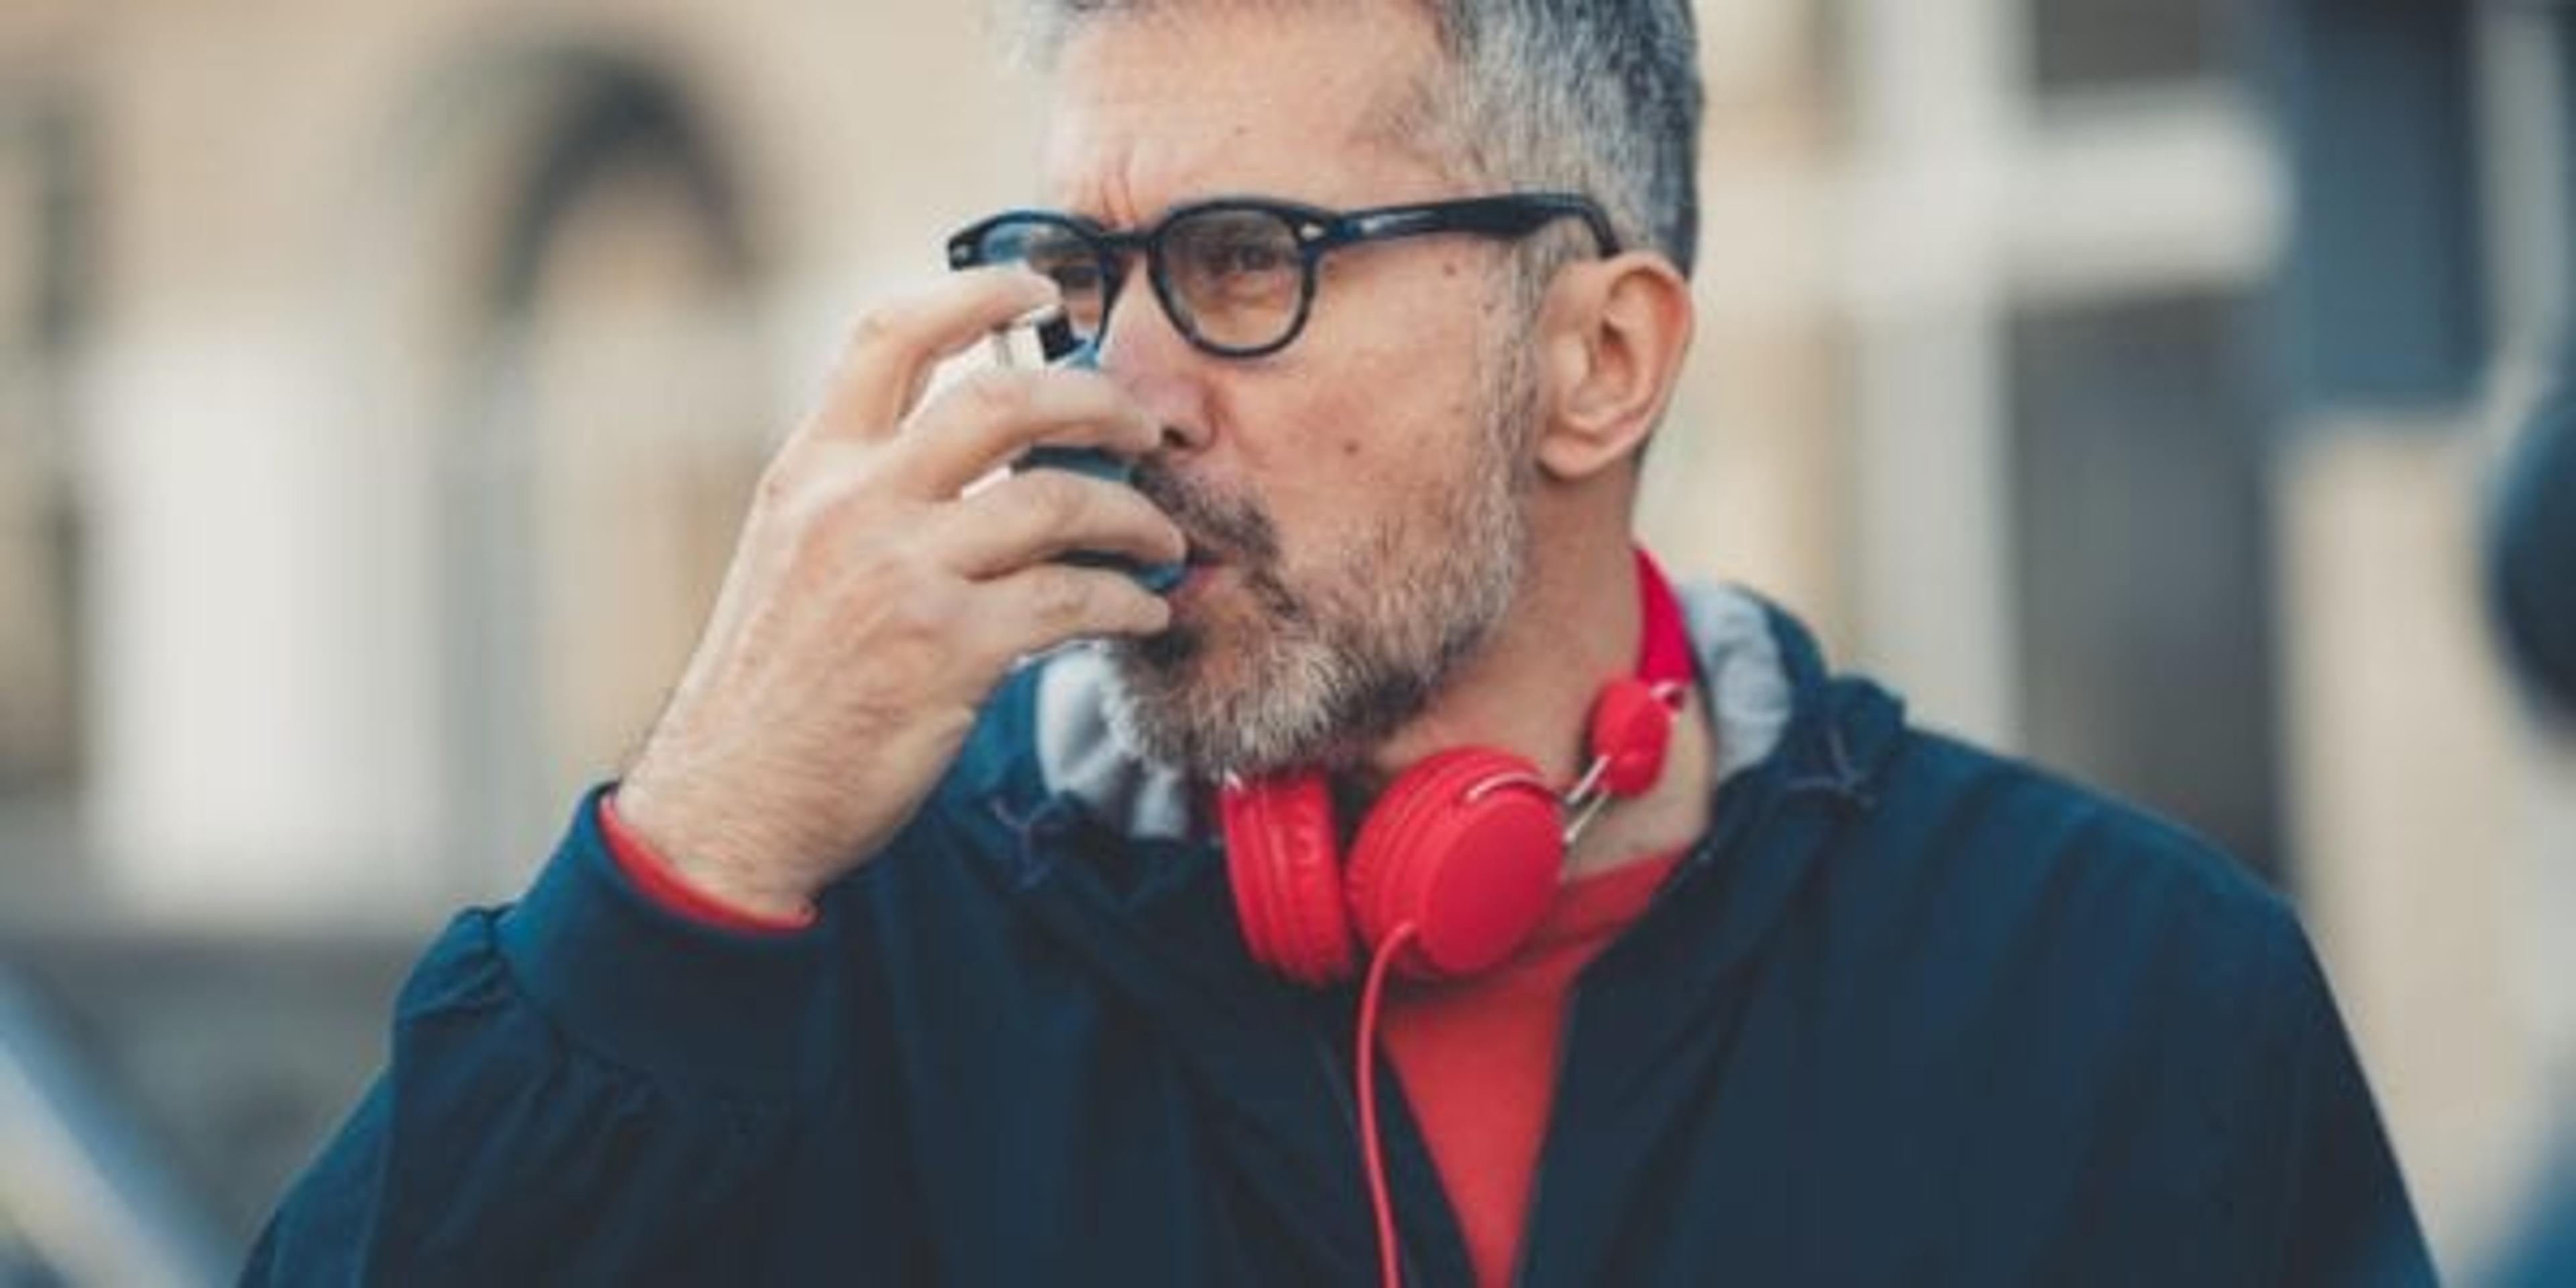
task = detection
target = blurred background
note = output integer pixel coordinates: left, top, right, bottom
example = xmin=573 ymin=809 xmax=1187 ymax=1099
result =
xmin=0 ymin=0 xmax=2571 ymax=1281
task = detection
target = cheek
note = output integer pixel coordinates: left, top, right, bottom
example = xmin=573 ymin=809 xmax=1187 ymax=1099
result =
xmin=1311 ymin=324 xmax=1487 ymax=455
xmin=1235 ymin=253 xmax=1504 ymax=523
xmin=1295 ymin=378 xmax=1462 ymax=486
xmin=1259 ymin=396 xmax=1481 ymax=566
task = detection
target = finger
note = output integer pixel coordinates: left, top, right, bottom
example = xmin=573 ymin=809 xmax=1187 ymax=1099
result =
xmin=894 ymin=365 xmax=1160 ymax=498
xmin=802 ymin=268 xmax=1059 ymax=447
xmin=935 ymin=468 xmax=1187 ymax=579
xmin=969 ymin=563 xmax=1173 ymax=660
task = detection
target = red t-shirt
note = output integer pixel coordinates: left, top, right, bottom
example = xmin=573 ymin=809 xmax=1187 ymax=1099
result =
xmin=1379 ymin=850 xmax=1682 ymax=1287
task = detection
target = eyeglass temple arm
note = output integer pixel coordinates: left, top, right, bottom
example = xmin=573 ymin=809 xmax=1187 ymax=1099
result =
xmin=1326 ymin=195 xmax=1621 ymax=256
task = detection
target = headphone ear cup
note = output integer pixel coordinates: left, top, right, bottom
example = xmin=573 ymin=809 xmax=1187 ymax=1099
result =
xmin=1220 ymin=771 xmax=1359 ymax=987
xmin=1588 ymin=676 xmax=1679 ymax=796
xmin=1346 ymin=748 xmax=1564 ymax=981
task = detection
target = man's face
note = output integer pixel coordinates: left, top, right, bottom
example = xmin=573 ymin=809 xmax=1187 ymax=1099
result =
xmin=1044 ymin=2 xmax=1544 ymax=777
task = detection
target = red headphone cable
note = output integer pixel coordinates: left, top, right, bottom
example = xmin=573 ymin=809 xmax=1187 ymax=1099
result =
xmin=1356 ymin=921 xmax=1419 ymax=1288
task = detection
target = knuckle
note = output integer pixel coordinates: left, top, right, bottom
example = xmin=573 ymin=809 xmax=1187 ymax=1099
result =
xmin=956 ymin=367 xmax=1034 ymax=423
xmin=841 ymin=305 xmax=908 ymax=362
xmin=871 ymin=557 xmax=961 ymax=637
xmin=772 ymin=461 xmax=868 ymax=541
xmin=879 ymin=538 xmax=949 ymax=598
xmin=1021 ymin=470 xmax=1093 ymax=529
xmin=884 ymin=600 xmax=952 ymax=649
xmin=753 ymin=457 xmax=806 ymax=515
xmin=759 ymin=443 xmax=873 ymax=511
xmin=1029 ymin=569 xmax=1097 ymax=626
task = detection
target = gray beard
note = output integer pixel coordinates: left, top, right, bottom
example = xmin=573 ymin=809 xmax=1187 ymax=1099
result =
xmin=1101 ymin=345 xmax=1537 ymax=779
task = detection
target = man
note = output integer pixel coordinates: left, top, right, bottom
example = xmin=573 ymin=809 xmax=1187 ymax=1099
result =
xmin=250 ymin=1 xmax=2432 ymax=1284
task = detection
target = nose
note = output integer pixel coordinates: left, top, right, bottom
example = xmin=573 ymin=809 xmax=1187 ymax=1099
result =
xmin=1095 ymin=270 xmax=1214 ymax=457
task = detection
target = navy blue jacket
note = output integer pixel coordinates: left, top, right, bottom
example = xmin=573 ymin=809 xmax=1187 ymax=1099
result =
xmin=248 ymin=592 xmax=2432 ymax=1285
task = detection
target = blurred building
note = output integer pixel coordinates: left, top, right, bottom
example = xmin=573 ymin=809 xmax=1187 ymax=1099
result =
xmin=0 ymin=0 xmax=2569 ymax=1279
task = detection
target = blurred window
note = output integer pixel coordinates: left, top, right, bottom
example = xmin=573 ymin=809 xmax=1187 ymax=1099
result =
xmin=1699 ymin=0 xmax=1851 ymax=154
xmin=2008 ymin=289 xmax=2284 ymax=883
xmin=2029 ymin=0 xmax=2238 ymax=93
xmin=0 ymin=88 xmax=85 ymax=804
xmin=445 ymin=62 xmax=769 ymax=881
xmin=2278 ymin=0 xmax=2483 ymax=410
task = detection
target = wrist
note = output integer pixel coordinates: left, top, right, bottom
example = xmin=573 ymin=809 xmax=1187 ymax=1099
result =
xmin=608 ymin=776 xmax=824 ymax=925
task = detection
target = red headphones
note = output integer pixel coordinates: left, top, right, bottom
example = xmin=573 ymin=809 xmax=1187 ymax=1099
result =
xmin=1220 ymin=549 xmax=1695 ymax=986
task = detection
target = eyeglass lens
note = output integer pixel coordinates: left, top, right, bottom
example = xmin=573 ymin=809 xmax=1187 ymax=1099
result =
xmin=968 ymin=207 xmax=1309 ymax=355
xmin=973 ymin=219 xmax=1112 ymax=339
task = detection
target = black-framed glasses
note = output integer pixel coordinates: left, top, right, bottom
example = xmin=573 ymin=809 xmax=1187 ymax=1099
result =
xmin=945 ymin=193 xmax=1620 ymax=360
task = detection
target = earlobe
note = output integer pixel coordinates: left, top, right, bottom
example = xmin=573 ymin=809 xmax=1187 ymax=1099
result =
xmin=1534 ymin=254 xmax=1695 ymax=483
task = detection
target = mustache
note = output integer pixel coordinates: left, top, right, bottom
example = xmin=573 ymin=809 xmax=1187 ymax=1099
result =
xmin=1130 ymin=458 xmax=1279 ymax=568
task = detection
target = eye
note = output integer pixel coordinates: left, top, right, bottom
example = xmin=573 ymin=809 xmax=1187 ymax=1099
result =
xmin=1171 ymin=212 xmax=1301 ymax=288
xmin=1205 ymin=238 xmax=1294 ymax=276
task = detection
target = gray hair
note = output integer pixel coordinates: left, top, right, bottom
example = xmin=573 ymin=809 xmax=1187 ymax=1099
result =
xmin=1012 ymin=0 xmax=1703 ymax=278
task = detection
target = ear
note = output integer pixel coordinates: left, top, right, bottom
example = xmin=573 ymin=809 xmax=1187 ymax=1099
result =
xmin=1531 ymin=253 xmax=1695 ymax=482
